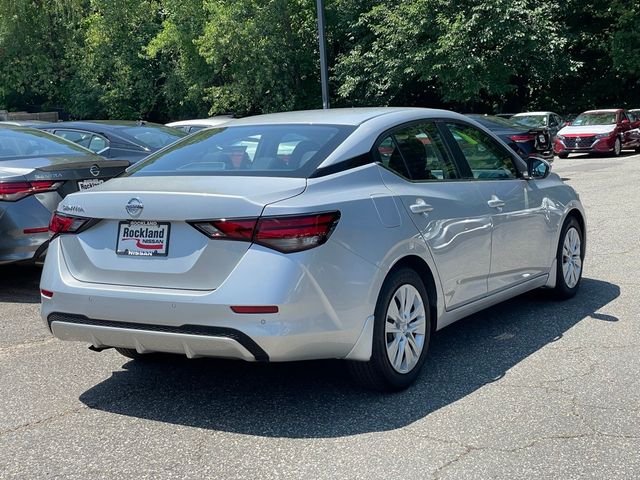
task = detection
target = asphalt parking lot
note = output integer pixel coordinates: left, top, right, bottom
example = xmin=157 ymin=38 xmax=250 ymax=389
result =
xmin=1 ymin=153 xmax=639 ymax=479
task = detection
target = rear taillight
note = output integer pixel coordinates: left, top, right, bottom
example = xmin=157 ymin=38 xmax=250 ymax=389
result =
xmin=191 ymin=211 xmax=340 ymax=253
xmin=49 ymin=212 xmax=91 ymax=234
xmin=0 ymin=181 xmax=60 ymax=201
xmin=509 ymin=134 xmax=534 ymax=143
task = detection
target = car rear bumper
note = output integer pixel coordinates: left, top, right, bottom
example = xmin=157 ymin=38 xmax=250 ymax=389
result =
xmin=40 ymin=237 xmax=380 ymax=362
xmin=0 ymin=195 xmax=54 ymax=264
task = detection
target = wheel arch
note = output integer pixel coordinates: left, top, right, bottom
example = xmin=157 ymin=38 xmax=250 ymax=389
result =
xmin=388 ymin=255 xmax=439 ymax=333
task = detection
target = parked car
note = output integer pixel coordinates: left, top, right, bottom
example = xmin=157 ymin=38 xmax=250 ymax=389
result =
xmin=35 ymin=121 xmax=186 ymax=164
xmin=0 ymin=120 xmax=48 ymax=127
xmin=166 ymin=116 xmax=234 ymax=134
xmin=511 ymin=112 xmax=565 ymax=142
xmin=555 ymin=109 xmax=640 ymax=158
xmin=466 ymin=114 xmax=553 ymax=161
xmin=41 ymin=107 xmax=585 ymax=391
xmin=0 ymin=125 xmax=128 ymax=264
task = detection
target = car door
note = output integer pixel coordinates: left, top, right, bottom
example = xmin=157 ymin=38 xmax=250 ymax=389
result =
xmin=375 ymin=121 xmax=493 ymax=310
xmin=441 ymin=121 xmax=552 ymax=294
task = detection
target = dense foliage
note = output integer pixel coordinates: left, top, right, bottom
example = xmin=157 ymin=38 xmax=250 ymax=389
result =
xmin=0 ymin=0 xmax=638 ymax=121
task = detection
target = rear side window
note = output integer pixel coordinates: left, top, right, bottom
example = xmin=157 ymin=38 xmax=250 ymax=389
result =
xmin=445 ymin=123 xmax=518 ymax=180
xmin=123 ymin=124 xmax=355 ymax=178
xmin=55 ymin=129 xmax=92 ymax=148
xmin=376 ymin=122 xmax=459 ymax=181
xmin=119 ymin=125 xmax=186 ymax=150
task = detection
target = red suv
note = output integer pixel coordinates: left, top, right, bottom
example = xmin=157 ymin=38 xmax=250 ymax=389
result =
xmin=554 ymin=109 xmax=640 ymax=158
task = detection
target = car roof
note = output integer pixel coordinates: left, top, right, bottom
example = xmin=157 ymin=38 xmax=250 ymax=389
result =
xmin=513 ymin=111 xmax=554 ymax=116
xmin=34 ymin=120 xmax=172 ymax=131
xmin=225 ymin=107 xmax=463 ymax=127
xmin=166 ymin=116 xmax=234 ymax=128
xmin=582 ymin=109 xmax=622 ymax=114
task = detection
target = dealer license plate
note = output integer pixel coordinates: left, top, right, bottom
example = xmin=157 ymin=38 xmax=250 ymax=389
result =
xmin=78 ymin=179 xmax=104 ymax=191
xmin=116 ymin=221 xmax=170 ymax=257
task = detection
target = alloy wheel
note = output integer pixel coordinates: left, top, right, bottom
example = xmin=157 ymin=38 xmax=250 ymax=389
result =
xmin=385 ymin=284 xmax=427 ymax=374
xmin=562 ymin=227 xmax=582 ymax=288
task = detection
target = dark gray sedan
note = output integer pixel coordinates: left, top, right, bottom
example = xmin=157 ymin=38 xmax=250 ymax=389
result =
xmin=34 ymin=121 xmax=186 ymax=164
xmin=0 ymin=126 xmax=128 ymax=264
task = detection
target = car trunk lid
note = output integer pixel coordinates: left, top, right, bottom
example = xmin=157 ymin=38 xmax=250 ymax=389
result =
xmin=57 ymin=176 xmax=306 ymax=290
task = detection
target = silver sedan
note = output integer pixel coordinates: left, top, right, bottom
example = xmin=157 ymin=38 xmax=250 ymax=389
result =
xmin=40 ymin=108 xmax=586 ymax=391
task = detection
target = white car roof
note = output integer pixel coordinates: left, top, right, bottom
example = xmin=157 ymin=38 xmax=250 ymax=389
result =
xmin=166 ymin=116 xmax=234 ymax=128
xmin=513 ymin=111 xmax=555 ymax=116
xmin=582 ymin=109 xmax=620 ymax=113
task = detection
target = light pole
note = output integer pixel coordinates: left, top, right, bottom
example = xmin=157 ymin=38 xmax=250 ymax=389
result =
xmin=316 ymin=0 xmax=330 ymax=109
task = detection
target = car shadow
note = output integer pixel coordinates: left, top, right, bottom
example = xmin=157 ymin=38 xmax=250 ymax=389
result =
xmin=79 ymin=277 xmax=619 ymax=438
xmin=0 ymin=264 xmax=42 ymax=303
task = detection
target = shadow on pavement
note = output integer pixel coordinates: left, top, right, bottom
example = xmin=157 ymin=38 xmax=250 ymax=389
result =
xmin=80 ymin=277 xmax=619 ymax=438
xmin=0 ymin=264 xmax=42 ymax=303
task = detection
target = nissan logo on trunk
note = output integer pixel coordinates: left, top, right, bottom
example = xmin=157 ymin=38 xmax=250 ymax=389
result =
xmin=126 ymin=198 xmax=144 ymax=217
xmin=89 ymin=165 xmax=100 ymax=177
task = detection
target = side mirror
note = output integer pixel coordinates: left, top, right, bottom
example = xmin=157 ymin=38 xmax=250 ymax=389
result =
xmin=564 ymin=121 xmax=571 ymax=127
xmin=526 ymin=157 xmax=551 ymax=180
xmin=621 ymin=119 xmax=630 ymax=124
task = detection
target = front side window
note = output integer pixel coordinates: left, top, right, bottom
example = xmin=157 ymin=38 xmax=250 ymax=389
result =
xmin=445 ymin=123 xmax=518 ymax=180
xmin=376 ymin=122 xmax=459 ymax=181
xmin=123 ymin=124 xmax=355 ymax=178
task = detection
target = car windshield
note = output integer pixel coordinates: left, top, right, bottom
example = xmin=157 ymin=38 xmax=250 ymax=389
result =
xmin=0 ymin=127 xmax=91 ymax=159
xmin=512 ymin=115 xmax=547 ymax=128
xmin=572 ymin=112 xmax=617 ymax=126
xmin=467 ymin=115 xmax=522 ymax=130
xmin=118 ymin=125 xmax=186 ymax=150
xmin=123 ymin=124 xmax=355 ymax=178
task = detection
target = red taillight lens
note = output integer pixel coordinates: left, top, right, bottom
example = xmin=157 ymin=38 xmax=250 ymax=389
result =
xmin=0 ymin=181 xmax=59 ymax=201
xmin=509 ymin=134 xmax=534 ymax=142
xmin=191 ymin=211 xmax=340 ymax=253
xmin=193 ymin=218 xmax=257 ymax=241
xmin=49 ymin=212 xmax=90 ymax=234
xmin=255 ymin=212 xmax=341 ymax=253
xmin=41 ymin=289 xmax=54 ymax=299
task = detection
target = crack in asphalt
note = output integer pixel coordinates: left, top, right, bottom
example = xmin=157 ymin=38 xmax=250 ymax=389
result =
xmin=0 ymin=337 xmax=55 ymax=357
xmin=0 ymin=404 xmax=89 ymax=438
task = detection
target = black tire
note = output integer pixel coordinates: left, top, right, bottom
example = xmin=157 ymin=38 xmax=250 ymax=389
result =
xmin=613 ymin=137 xmax=622 ymax=157
xmin=349 ymin=268 xmax=432 ymax=392
xmin=635 ymin=146 xmax=640 ymax=153
xmin=558 ymin=152 xmax=569 ymax=159
xmin=550 ymin=216 xmax=584 ymax=299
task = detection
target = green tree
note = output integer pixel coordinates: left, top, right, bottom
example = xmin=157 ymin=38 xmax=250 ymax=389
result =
xmin=145 ymin=0 xmax=215 ymax=120
xmin=334 ymin=0 xmax=570 ymax=111
xmin=0 ymin=0 xmax=85 ymax=110
xmin=66 ymin=0 xmax=164 ymax=119
xmin=196 ymin=0 xmax=321 ymax=115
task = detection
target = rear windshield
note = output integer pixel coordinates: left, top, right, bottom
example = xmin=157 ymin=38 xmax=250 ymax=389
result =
xmin=467 ymin=115 xmax=525 ymax=131
xmin=512 ymin=115 xmax=547 ymax=128
xmin=572 ymin=112 xmax=616 ymax=126
xmin=118 ymin=125 xmax=186 ymax=150
xmin=123 ymin=124 xmax=355 ymax=178
xmin=0 ymin=127 xmax=91 ymax=159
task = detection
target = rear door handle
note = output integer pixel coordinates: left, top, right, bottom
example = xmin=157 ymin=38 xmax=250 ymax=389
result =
xmin=410 ymin=199 xmax=434 ymax=214
xmin=487 ymin=196 xmax=505 ymax=209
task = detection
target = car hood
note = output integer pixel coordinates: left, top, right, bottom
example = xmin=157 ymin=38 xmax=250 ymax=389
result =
xmin=558 ymin=125 xmax=615 ymax=135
